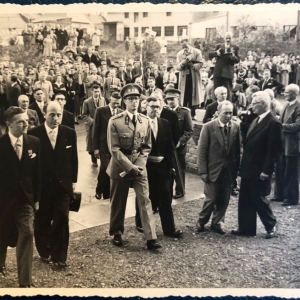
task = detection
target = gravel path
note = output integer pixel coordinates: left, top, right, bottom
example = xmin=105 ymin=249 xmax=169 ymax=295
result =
xmin=1 ymin=195 xmax=300 ymax=288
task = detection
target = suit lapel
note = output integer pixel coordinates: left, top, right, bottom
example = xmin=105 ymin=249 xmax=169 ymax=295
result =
xmin=213 ymin=120 xmax=225 ymax=149
xmin=4 ymin=134 xmax=19 ymax=178
xmin=246 ymin=113 xmax=270 ymax=141
xmin=104 ymin=106 xmax=112 ymax=121
xmin=20 ymin=134 xmax=30 ymax=169
xmin=280 ymin=103 xmax=289 ymax=123
xmin=227 ymin=122 xmax=236 ymax=153
xmin=126 ymin=112 xmax=135 ymax=132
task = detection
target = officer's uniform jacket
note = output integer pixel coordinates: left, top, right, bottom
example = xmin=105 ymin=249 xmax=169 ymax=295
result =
xmin=106 ymin=110 xmax=152 ymax=180
xmin=173 ymin=106 xmax=193 ymax=154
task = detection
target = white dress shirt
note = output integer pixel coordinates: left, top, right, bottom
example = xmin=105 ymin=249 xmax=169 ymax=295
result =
xmin=126 ymin=110 xmax=138 ymax=122
xmin=9 ymin=132 xmax=23 ymax=160
xmin=257 ymin=110 xmax=270 ymax=123
xmin=150 ymin=117 xmax=158 ymax=139
xmin=45 ymin=123 xmax=58 ymax=149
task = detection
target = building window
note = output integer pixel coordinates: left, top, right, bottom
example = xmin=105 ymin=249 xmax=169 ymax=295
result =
xmin=142 ymin=27 xmax=149 ymax=34
xmin=143 ymin=12 xmax=148 ymax=17
xmin=165 ymin=26 xmax=174 ymax=36
xmin=124 ymin=12 xmax=129 ymax=18
xmin=134 ymin=12 xmax=139 ymax=23
xmin=166 ymin=12 xmax=172 ymax=16
xmin=124 ymin=27 xmax=130 ymax=38
xmin=206 ymin=28 xmax=217 ymax=41
xmin=152 ymin=26 xmax=161 ymax=37
xmin=134 ymin=27 xmax=139 ymax=38
xmin=177 ymin=26 xmax=188 ymax=36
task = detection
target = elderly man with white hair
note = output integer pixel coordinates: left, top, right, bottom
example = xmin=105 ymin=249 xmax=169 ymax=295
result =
xmin=209 ymin=32 xmax=240 ymax=101
xmin=196 ymin=100 xmax=240 ymax=234
xmin=271 ymin=84 xmax=300 ymax=206
xmin=203 ymin=86 xmax=237 ymax=123
xmin=232 ymin=91 xmax=282 ymax=239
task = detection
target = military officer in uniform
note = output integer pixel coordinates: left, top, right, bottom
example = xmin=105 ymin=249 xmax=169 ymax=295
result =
xmin=107 ymin=83 xmax=161 ymax=250
xmin=165 ymin=85 xmax=193 ymax=199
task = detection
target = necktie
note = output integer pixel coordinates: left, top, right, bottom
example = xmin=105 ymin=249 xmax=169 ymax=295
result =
xmin=224 ymin=125 xmax=228 ymax=137
xmin=168 ymin=73 xmax=170 ymax=83
xmin=14 ymin=138 xmax=21 ymax=160
xmin=132 ymin=115 xmax=136 ymax=127
xmin=256 ymin=116 xmax=260 ymax=125
xmin=49 ymin=130 xmax=56 ymax=149
xmin=151 ymin=119 xmax=157 ymax=139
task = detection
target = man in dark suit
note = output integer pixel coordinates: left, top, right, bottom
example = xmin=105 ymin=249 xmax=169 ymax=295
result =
xmin=82 ymin=47 xmax=99 ymax=67
xmin=259 ymin=69 xmax=283 ymax=94
xmin=116 ymin=65 xmax=126 ymax=87
xmin=272 ymin=84 xmax=300 ymax=206
xmin=135 ymin=96 xmax=183 ymax=238
xmin=106 ymin=84 xmax=160 ymax=250
xmin=196 ymin=101 xmax=240 ymax=234
xmin=124 ymin=63 xmax=134 ymax=84
xmin=53 ymin=93 xmax=75 ymax=129
xmin=232 ymin=91 xmax=282 ymax=238
xmin=203 ymin=87 xmax=237 ymax=124
xmin=93 ymin=92 xmax=123 ymax=200
xmin=165 ymin=86 xmax=193 ymax=199
xmin=29 ymin=89 xmax=45 ymax=125
xmin=65 ymin=74 xmax=80 ymax=115
xmin=101 ymin=51 xmax=111 ymax=67
xmin=8 ymin=75 xmax=21 ymax=107
xmin=18 ymin=94 xmax=40 ymax=128
xmin=29 ymin=101 xmax=78 ymax=267
xmin=145 ymin=76 xmax=163 ymax=98
xmin=210 ymin=32 xmax=240 ymax=99
xmin=0 ymin=107 xmax=40 ymax=287
xmin=132 ymin=61 xmax=142 ymax=81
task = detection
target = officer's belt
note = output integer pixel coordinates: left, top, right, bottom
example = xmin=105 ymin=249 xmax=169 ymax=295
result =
xmin=120 ymin=148 xmax=142 ymax=155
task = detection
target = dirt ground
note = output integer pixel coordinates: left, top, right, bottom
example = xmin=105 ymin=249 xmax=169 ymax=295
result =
xmin=1 ymin=193 xmax=300 ymax=289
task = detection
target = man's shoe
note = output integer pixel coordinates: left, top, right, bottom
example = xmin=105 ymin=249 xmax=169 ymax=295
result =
xmin=136 ymin=226 xmax=144 ymax=233
xmin=231 ymin=229 xmax=256 ymax=237
xmin=40 ymin=256 xmax=51 ymax=264
xmin=112 ymin=234 xmax=123 ymax=246
xmin=147 ymin=240 xmax=162 ymax=250
xmin=95 ymin=193 xmax=102 ymax=200
xmin=0 ymin=266 xmax=6 ymax=277
xmin=173 ymin=192 xmax=183 ymax=199
xmin=164 ymin=230 xmax=183 ymax=238
xmin=55 ymin=262 xmax=68 ymax=268
xmin=231 ymin=188 xmax=239 ymax=196
xmin=196 ymin=222 xmax=207 ymax=233
xmin=266 ymin=226 xmax=277 ymax=239
xmin=210 ymin=225 xmax=225 ymax=234
xmin=270 ymin=197 xmax=283 ymax=202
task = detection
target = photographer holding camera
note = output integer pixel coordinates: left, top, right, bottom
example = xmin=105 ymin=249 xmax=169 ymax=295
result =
xmin=209 ymin=32 xmax=240 ymax=101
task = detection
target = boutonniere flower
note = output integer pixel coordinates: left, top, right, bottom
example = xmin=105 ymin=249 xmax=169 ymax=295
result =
xmin=28 ymin=150 xmax=36 ymax=158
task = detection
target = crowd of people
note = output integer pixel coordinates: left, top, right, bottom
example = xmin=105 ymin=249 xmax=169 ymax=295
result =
xmin=0 ymin=28 xmax=299 ymax=289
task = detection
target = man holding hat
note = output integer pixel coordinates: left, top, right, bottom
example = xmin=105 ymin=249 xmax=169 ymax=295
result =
xmin=165 ymin=84 xmax=193 ymax=199
xmin=106 ymin=83 xmax=161 ymax=250
xmin=92 ymin=91 xmax=123 ymax=200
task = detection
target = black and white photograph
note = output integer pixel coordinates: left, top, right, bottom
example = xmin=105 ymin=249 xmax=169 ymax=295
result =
xmin=0 ymin=3 xmax=299 ymax=296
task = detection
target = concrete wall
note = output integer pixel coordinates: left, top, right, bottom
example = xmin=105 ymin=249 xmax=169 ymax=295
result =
xmin=186 ymin=121 xmax=202 ymax=174
xmin=190 ymin=10 xmax=298 ymax=39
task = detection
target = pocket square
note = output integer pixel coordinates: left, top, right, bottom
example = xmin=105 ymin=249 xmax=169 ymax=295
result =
xmin=29 ymin=153 xmax=36 ymax=159
xmin=66 ymin=145 xmax=72 ymax=149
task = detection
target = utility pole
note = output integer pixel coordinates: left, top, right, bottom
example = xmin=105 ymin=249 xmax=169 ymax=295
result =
xmin=226 ymin=11 xmax=229 ymax=32
xmin=297 ymin=11 xmax=300 ymax=42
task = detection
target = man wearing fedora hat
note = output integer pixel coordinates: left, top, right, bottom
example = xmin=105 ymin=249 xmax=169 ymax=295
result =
xmin=107 ymin=83 xmax=161 ymax=250
xmin=165 ymin=84 xmax=193 ymax=199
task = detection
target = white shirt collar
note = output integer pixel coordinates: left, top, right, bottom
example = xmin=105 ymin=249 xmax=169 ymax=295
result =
xmin=289 ymin=99 xmax=297 ymax=106
xmin=218 ymin=119 xmax=230 ymax=127
xmin=44 ymin=122 xmax=58 ymax=135
xmin=150 ymin=117 xmax=158 ymax=124
xmin=257 ymin=110 xmax=270 ymax=122
xmin=126 ymin=110 xmax=137 ymax=121
xmin=173 ymin=105 xmax=179 ymax=111
xmin=8 ymin=131 xmax=23 ymax=147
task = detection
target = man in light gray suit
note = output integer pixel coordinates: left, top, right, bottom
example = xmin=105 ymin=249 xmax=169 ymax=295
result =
xmin=196 ymin=100 xmax=240 ymax=234
xmin=272 ymin=84 xmax=300 ymax=206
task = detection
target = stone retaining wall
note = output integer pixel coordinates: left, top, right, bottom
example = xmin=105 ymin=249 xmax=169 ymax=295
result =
xmin=186 ymin=121 xmax=203 ymax=174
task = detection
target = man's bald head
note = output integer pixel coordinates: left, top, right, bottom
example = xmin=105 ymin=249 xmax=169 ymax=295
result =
xmin=18 ymin=94 xmax=30 ymax=110
xmin=44 ymin=101 xmax=62 ymax=129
